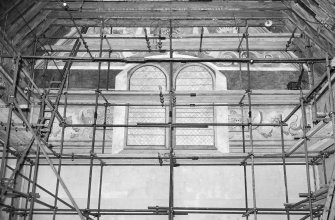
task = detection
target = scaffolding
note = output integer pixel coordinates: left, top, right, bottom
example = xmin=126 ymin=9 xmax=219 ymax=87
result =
xmin=0 ymin=13 xmax=335 ymax=220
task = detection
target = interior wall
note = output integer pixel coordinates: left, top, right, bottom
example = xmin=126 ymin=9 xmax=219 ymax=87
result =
xmin=4 ymin=54 xmax=317 ymax=220
xmin=27 ymin=165 xmax=312 ymax=220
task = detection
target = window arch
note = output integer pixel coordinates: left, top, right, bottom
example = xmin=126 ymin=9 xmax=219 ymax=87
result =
xmin=175 ymin=64 xmax=214 ymax=91
xmin=129 ymin=65 xmax=167 ymax=90
xmin=127 ymin=65 xmax=167 ymax=147
xmin=175 ymin=64 xmax=215 ymax=147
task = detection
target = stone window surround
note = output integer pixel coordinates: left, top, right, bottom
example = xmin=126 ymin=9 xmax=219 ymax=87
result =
xmin=111 ymin=55 xmax=228 ymax=154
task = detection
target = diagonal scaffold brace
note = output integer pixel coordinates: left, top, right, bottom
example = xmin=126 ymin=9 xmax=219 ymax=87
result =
xmin=12 ymin=98 xmax=86 ymax=220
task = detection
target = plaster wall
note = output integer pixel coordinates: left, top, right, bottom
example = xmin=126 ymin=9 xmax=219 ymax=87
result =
xmin=30 ymin=165 xmax=312 ymax=220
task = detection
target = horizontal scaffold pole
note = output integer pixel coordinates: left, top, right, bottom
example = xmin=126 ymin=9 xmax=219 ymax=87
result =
xmin=0 ymin=55 xmax=330 ymax=63
xmin=41 ymin=33 xmax=302 ymax=40
xmin=61 ymin=122 xmax=286 ymax=128
xmin=4 ymin=207 xmax=313 ymax=216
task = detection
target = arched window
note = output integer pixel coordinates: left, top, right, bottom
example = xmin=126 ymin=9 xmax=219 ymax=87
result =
xmin=129 ymin=65 xmax=167 ymax=91
xmin=127 ymin=65 xmax=167 ymax=147
xmin=176 ymin=65 xmax=214 ymax=91
xmin=175 ymin=65 xmax=215 ymax=147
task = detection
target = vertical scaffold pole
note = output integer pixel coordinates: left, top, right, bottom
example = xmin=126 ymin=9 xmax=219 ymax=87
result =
xmin=168 ymin=19 xmax=175 ymax=220
xmin=326 ymin=55 xmax=335 ymax=178
xmin=241 ymin=105 xmax=249 ymax=220
xmin=280 ymin=115 xmax=290 ymax=220
xmin=97 ymin=102 xmax=108 ymax=220
xmin=308 ymin=63 xmax=317 ymax=122
xmin=52 ymin=69 xmax=70 ymax=220
xmin=245 ymin=26 xmax=258 ymax=220
xmin=300 ymin=88 xmax=314 ymax=220
xmin=86 ymin=22 xmax=104 ymax=219
xmin=23 ymin=164 xmax=33 ymax=220
xmin=28 ymin=95 xmax=44 ymax=220
xmin=322 ymin=155 xmax=328 ymax=184
xmin=306 ymin=39 xmax=317 ymax=122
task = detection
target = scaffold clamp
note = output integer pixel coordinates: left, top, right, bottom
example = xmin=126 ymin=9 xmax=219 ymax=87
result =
xmin=242 ymin=208 xmax=257 ymax=217
xmin=158 ymin=153 xmax=163 ymax=166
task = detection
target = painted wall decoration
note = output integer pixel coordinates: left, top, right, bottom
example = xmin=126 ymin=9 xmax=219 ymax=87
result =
xmin=228 ymin=106 xmax=305 ymax=141
xmin=50 ymin=106 xmax=113 ymax=142
xmin=36 ymin=27 xmax=298 ymax=71
xmin=214 ymin=51 xmax=296 ymax=69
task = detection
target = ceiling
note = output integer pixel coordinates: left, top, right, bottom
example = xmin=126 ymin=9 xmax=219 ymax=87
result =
xmin=0 ymin=0 xmax=334 ymax=78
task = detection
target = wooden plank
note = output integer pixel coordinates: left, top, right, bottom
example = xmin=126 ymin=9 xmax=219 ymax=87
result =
xmin=315 ymin=0 xmax=335 ymax=20
xmin=34 ymin=153 xmax=313 ymax=165
xmin=279 ymin=118 xmax=333 ymax=155
xmin=44 ymin=90 xmax=303 ymax=105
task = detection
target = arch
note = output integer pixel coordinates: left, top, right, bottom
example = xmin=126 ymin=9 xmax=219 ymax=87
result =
xmin=128 ymin=64 xmax=168 ymax=91
xmin=174 ymin=63 xmax=215 ymax=91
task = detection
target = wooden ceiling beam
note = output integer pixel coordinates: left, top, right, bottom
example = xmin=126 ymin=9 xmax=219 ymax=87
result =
xmin=23 ymin=25 xmax=63 ymax=54
xmin=52 ymin=19 xmax=286 ymax=28
xmin=42 ymin=1 xmax=288 ymax=12
xmin=12 ymin=11 xmax=52 ymax=46
xmin=1 ymin=0 xmax=35 ymax=28
xmin=6 ymin=2 xmax=48 ymax=38
xmin=283 ymin=1 xmax=335 ymax=51
xmin=47 ymin=10 xmax=284 ymax=20
xmin=296 ymin=0 xmax=335 ymax=31
xmin=315 ymin=0 xmax=335 ymax=18
xmin=293 ymin=2 xmax=335 ymax=46
xmin=0 ymin=0 xmax=23 ymax=21
xmin=285 ymin=30 xmax=327 ymax=76
xmin=17 ymin=19 xmax=56 ymax=53
xmin=284 ymin=12 xmax=335 ymax=56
